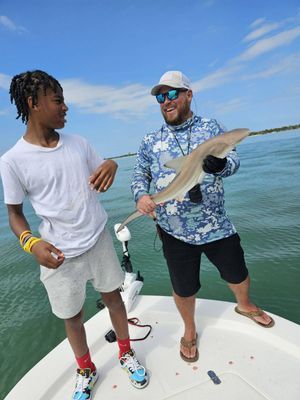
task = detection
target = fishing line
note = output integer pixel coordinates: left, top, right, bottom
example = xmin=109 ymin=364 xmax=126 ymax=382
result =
xmin=152 ymin=217 xmax=163 ymax=252
xmin=104 ymin=318 xmax=152 ymax=343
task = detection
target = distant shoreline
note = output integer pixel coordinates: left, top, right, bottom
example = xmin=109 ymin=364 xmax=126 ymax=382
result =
xmin=110 ymin=152 xmax=137 ymax=160
xmin=109 ymin=123 xmax=300 ymax=159
xmin=249 ymin=123 xmax=300 ymax=136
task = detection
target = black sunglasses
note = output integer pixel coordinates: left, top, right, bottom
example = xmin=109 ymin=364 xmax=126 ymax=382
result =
xmin=156 ymin=89 xmax=187 ymax=104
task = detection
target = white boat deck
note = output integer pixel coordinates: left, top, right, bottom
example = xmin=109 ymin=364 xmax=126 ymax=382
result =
xmin=5 ymin=295 xmax=300 ymax=399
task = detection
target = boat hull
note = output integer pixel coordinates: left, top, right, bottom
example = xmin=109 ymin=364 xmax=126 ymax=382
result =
xmin=5 ymin=296 xmax=300 ymax=400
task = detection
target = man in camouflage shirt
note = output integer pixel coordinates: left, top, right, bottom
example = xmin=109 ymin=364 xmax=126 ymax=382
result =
xmin=131 ymin=71 xmax=274 ymax=362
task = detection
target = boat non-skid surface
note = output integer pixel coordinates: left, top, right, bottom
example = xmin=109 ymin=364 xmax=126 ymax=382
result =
xmin=5 ymin=296 xmax=300 ymax=399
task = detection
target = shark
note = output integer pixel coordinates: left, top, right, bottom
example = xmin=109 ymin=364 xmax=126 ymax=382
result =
xmin=117 ymin=128 xmax=250 ymax=233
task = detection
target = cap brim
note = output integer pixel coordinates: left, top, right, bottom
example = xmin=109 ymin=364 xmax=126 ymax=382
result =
xmin=151 ymin=82 xmax=185 ymax=96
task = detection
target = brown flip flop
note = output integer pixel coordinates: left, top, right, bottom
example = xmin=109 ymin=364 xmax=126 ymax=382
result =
xmin=235 ymin=306 xmax=275 ymax=328
xmin=180 ymin=334 xmax=199 ymax=362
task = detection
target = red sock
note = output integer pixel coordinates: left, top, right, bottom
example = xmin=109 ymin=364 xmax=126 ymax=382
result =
xmin=75 ymin=350 xmax=96 ymax=372
xmin=117 ymin=337 xmax=131 ymax=358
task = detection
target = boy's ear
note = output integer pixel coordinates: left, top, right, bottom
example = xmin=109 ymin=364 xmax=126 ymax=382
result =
xmin=27 ymin=96 xmax=38 ymax=110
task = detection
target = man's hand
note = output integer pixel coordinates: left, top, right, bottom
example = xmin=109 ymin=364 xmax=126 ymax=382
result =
xmin=31 ymin=240 xmax=65 ymax=269
xmin=203 ymin=155 xmax=227 ymax=174
xmin=137 ymin=195 xmax=156 ymax=216
xmin=89 ymin=160 xmax=118 ymax=192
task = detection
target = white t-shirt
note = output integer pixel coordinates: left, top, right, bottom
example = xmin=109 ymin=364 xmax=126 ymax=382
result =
xmin=0 ymin=133 xmax=108 ymax=257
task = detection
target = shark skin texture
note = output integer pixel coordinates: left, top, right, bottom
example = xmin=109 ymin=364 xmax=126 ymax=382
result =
xmin=117 ymin=128 xmax=250 ymax=233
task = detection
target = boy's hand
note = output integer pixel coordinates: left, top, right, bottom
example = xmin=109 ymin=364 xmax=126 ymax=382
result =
xmin=89 ymin=160 xmax=118 ymax=192
xmin=31 ymin=240 xmax=65 ymax=269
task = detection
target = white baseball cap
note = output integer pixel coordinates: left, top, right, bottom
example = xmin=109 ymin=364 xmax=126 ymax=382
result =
xmin=151 ymin=71 xmax=191 ymax=96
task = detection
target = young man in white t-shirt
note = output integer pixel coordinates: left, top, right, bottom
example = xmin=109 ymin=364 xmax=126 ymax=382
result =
xmin=0 ymin=70 xmax=149 ymax=398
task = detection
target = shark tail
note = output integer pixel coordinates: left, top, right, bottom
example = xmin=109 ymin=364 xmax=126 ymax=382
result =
xmin=116 ymin=210 xmax=143 ymax=233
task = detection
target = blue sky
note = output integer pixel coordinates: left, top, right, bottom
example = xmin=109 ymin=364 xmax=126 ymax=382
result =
xmin=1 ymin=0 xmax=300 ymax=157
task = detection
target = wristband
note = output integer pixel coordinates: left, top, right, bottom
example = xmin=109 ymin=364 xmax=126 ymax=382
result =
xmin=23 ymin=236 xmax=42 ymax=253
xmin=22 ymin=235 xmax=33 ymax=246
xmin=19 ymin=230 xmax=32 ymax=247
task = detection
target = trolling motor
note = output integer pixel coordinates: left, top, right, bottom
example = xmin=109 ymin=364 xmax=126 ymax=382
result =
xmin=102 ymin=225 xmax=150 ymax=344
xmin=114 ymin=223 xmax=144 ymax=313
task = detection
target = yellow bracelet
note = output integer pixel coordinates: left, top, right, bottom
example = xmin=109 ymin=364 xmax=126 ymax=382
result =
xmin=23 ymin=237 xmax=42 ymax=254
xmin=23 ymin=237 xmax=40 ymax=253
xmin=28 ymin=237 xmax=42 ymax=253
xmin=19 ymin=230 xmax=32 ymax=246
xmin=23 ymin=236 xmax=36 ymax=253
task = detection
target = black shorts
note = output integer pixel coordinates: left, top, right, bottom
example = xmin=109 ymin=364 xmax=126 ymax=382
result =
xmin=159 ymin=228 xmax=249 ymax=297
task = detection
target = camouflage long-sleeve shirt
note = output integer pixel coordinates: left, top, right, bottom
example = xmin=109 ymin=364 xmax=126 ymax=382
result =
xmin=131 ymin=115 xmax=239 ymax=245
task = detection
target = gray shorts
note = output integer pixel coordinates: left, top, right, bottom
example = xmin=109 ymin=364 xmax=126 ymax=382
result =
xmin=40 ymin=226 xmax=124 ymax=319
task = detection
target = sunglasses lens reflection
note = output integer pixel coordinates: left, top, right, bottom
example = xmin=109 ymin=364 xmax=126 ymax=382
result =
xmin=168 ymin=89 xmax=178 ymax=100
xmin=156 ymin=89 xmax=179 ymax=104
xmin=156 ymin=94 xmax=165 ymax=103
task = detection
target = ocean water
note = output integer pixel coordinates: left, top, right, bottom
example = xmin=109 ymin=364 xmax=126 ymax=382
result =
xmin=1 ymin=129 xmax=300 ymax=398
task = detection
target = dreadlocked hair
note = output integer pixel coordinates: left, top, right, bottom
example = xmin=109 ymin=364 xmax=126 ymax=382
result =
xmin=9 ymin=70 xmax=63 ymax=124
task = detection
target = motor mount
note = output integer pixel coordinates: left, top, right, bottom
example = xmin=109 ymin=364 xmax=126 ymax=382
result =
xmin=114 ymin=223 xmax=144 ymax=313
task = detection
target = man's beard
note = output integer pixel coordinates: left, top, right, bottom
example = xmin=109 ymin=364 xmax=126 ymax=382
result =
xmin=162 ymin=100 xmax=191 ymax=126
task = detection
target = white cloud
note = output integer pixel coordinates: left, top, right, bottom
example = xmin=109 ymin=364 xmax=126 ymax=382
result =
xmin=0 ymin=15 xmax=27 ymax=33
xmin=202 ymin=0 xmax=216 ymax=8
xmin=188 ymin=21 xmax=300 ymax=97
xmin=191 ymin=65 xmax=242 ymax=93
xmin=2 ymin=16 xmax=298 ymax=120
xmin=237 ymin=26 xmax=300 ymax=61
xmin=0 ymin=109 xmax=9 ymax=116
xmin=250 ymin=18 xmax=266 ymax=28
xmin=60 ymin=27 xmax=300 ymax=117
xmin=244 ymin=22 xmax=280 ymax=42
xmin=0 ymin=73 xmax=11 ymax=90
xmin=243 ymin=52 xmax=300 ymax=79
xmin=210 ymin=98 xmax=245 ymax=115
xmin=60 ymin=12 xmax=299 ymax=120
xmin=62 ymin=79 xmax=155 ymax=117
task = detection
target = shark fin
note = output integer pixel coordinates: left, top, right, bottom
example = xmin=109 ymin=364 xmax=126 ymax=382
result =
xmin=164 ymin=155 xmax=187 ymax=173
